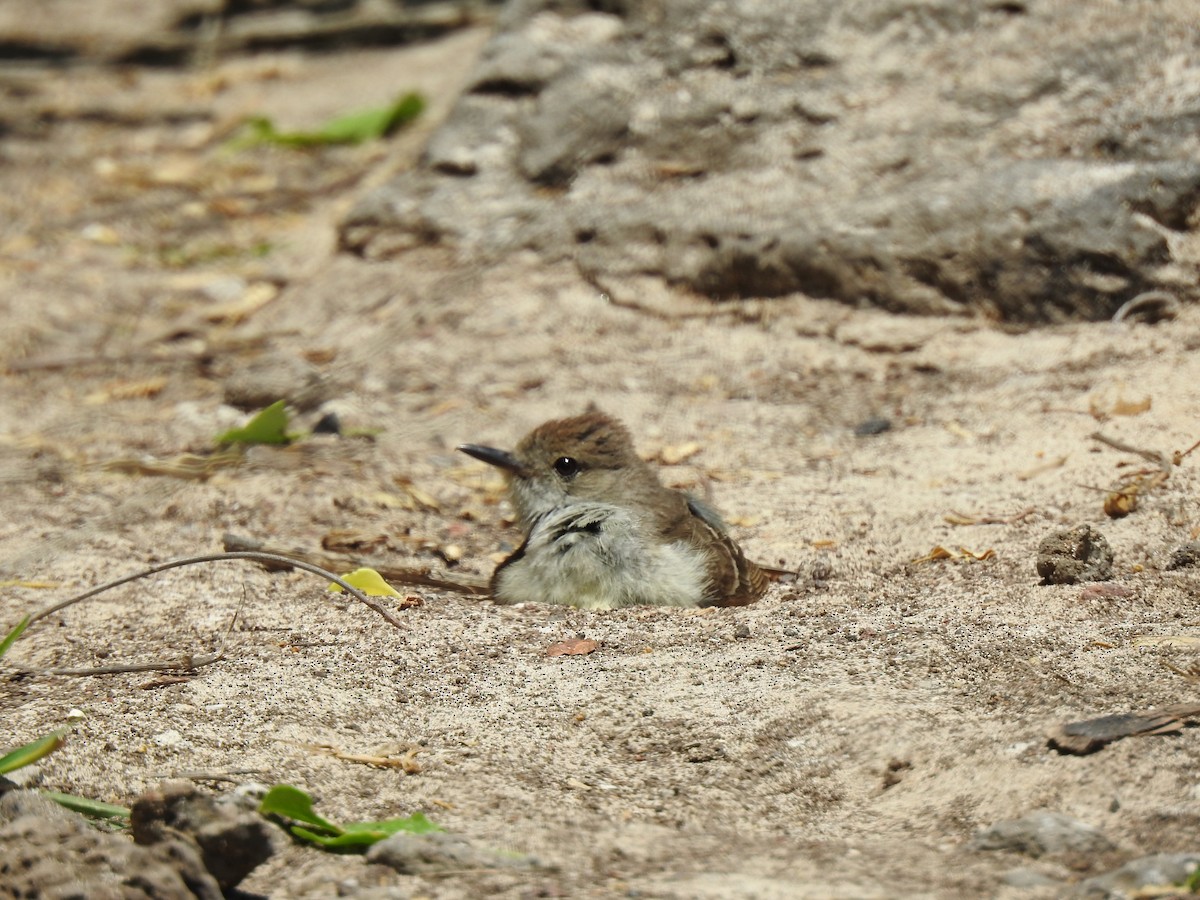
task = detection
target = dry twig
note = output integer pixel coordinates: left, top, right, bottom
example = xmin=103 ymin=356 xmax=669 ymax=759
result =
xmin=222 ymin=533 xmax=490 ymax=596
xmin=25 ymin=551 xmax=406 ymax=628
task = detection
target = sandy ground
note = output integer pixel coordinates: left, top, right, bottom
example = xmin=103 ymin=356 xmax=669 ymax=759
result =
xmin=3 ymin=28 xmax=1200 ymax=900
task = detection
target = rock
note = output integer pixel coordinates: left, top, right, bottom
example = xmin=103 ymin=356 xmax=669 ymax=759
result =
xmin=1075 ymin=851 xmax=1200 ymax=898
xmin=344 ymin=0 xmax=1200 ymax=322
xmin=0 ymin=789 xmax=222 ymax=899
xmin=0 ymin=0 xmax=495 ymax=64
xmin=130 ymin=780 xmax=277 ymax=892
xmin=1037 ymin=525 xmax=1114 ymax=585
xmin=366 ymin=831 xmax=536 ymax=875
xmin=853 ymin=417 xmax=892 ymax=437
xmin=1166 ymin=542 xmax=1200 ymax=570
xmin=972 ymin=810 xmax=1115 ymax=859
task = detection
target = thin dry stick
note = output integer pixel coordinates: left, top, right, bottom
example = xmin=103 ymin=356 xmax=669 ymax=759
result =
xmin=1089 ymin=431 xmax=1172 ymax=472
xmin=222 ymin=533 xmax=490 ymax=596
xmin=26 ymin=551 xmax=406 ymax=629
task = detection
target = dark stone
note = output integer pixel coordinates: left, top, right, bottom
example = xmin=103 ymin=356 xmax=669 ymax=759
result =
xmin=312 ymin=411 xmax=342 ymax=435
xmin=1037 ymin=525 xmax=1114 ymax=585
xmin=1166 ymin=542 xmax=1200 ymax=570
xmin=130 ymin=780 xmax=276 ymax=892
xmin=854 ymin=417 xmax=892 ymax=436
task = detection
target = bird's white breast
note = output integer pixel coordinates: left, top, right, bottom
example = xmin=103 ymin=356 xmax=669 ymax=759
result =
xmin=494 ymin=502 xmax=709 ymax=609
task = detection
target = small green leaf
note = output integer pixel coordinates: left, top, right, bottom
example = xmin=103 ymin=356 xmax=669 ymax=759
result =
xmin=290 ymin=825 xmax=381 ymax=850
xmin=217 ymin=400 xmax=291 ymax=446
xmin=233 ymin=93 xmax=425 ymax=148
xmin=43 ymin=791 xmax=130 ymax=820
xmin=260 ymin=784 xmax=440 ymax=853
xmin=258 ymin=784 xmax=341 ymax=835
xmin=328 ymin=568 xmax=402 ymax=598
xmin=291 ymin=812 xmax=440 ymax=851
xmin=0 ymin=614 xmax=30 ymax=661
xmin=0 ymin=728 xmax=68 ymax=775
xmin=1183 ymin=861 xmax=1200 ymax=892
xmin=348 ymin=811 xmax=442 ymax=837
xmin=309 ymin=93 xmax=425 ymax=144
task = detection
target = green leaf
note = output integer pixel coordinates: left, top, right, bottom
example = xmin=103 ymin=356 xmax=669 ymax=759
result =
xmin=347 ymin=811 xmax=441 ymax=837
xmin=0 ymin=614 xmax=30 ymax=661
xmin=216 ymin=400 xmax=291 ymax=446
xmin=258 ymin=784 xmax=341 ymax=835
xmin=43 ymin=791 xmax=130 ymax=820
xmin=0 ymin=728 xmax=68 ymax=775
xmin=260 ymin=784 xmax=440 ymax=853
xmin=234 ymin=93 xmax=425 ymax=148
xmin=291 ymin=813 xmax=441 ymax=851
xmin=1183 ymin=861 xmax=1200 ymax=892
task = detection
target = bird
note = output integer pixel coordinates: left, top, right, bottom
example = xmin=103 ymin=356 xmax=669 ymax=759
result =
xmin=458 ymin=410 xmax=769 ymax=609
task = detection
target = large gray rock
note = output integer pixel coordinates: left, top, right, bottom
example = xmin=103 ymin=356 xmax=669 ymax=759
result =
xmin=343 ymin=0 xmax=1200 ymax=322
xmin=0 ymin=790 xmax=222 ymax=900
xmin=972 ymin=810 xmax=1115 ymax=859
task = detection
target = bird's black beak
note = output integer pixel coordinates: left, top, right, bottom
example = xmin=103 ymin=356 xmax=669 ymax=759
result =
xmin=457 ymin=443 xmax=526 ymax=477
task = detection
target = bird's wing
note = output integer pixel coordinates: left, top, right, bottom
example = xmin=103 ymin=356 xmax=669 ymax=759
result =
xmin=671 ymin=495 xmax=769 ymax=606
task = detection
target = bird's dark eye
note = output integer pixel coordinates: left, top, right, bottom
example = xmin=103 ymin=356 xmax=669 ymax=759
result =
xmin=553 ymin=456 xmax=581 ymax=478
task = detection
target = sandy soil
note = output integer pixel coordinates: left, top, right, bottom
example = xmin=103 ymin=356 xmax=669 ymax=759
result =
xmin=2 ymin=28 xmax=1200 ymax=900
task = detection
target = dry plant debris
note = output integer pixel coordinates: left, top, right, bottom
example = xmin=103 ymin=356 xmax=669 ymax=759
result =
xmin=911 ymin=545 xmax=996 ymax=565
xmin=1047 ymin=702 xmax=1200 ymax=755
xmin=546 ymin=638 xmax=600 ymax=657
xmin=1087 ymin=430 xmax=1200 ymax=519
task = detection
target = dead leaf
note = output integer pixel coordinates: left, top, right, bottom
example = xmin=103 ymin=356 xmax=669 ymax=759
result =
xmin=546 ymin=638 xmax=599 ymax=657
xmin=1111 ymin=396 xmax=1152 ymax=416
xmin=1103 ymin=489 xmax=1137 ymax=517
xmin=393 ymin=476 xmax=441 ymax=511
xmin=1078 ymin=583 xmax=1133 ymax=602
xmin=944 ymin=508 xmax=1035 ymax=526
xmin=943 ymin=511 xmax=978 ymax=526
xmin=1088 ymin=389 xmax=1153 ymax=421
xmin=360 ymin=491 xmax=408 ymax=509
xmin=300 ymin=742 xmax=422 ymax=771
xmin=912 ymin=546 xmax=955 ymax=564
xmin=725 ymin=514 xmax=760 ymax=527
xmin=658 ymin=441 xmax=702 ymax=465
xmin=103 ymin=447 xmax=244 ymax=480
xmin=959 ymin=547 xmax=996 ymax=561
xmin=1047 ymin=702 xmax=1200 ymax=755
xmin=84 ymin=376 xmax=169 ymax=404
xmin=912 ymin=546 xmax=995 ymax=564
xmin=203 ymin=281 xmax=279 ymax=324
xmin=943 ymin=422 xmax=975 ymax=440
xmin=1017 ymin=455 xmax=1069 ymax=481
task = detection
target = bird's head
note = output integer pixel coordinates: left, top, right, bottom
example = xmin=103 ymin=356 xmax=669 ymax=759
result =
xmin=459 ymin=410 xmax=661 ymax=528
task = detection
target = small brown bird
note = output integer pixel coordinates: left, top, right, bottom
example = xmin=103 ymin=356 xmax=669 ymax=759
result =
xmin=458 ymin=411 xmax=768 ymax=609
